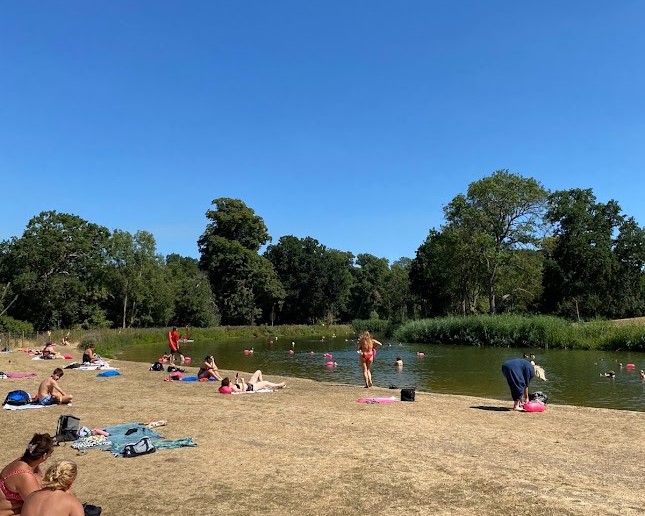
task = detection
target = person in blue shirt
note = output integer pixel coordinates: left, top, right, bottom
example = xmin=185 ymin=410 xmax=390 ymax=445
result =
xmin=501 ymin=358 xmax=547 ymax=411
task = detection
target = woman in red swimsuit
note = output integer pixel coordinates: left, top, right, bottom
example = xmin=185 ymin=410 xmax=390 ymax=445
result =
xmin=357 ymin=331 xmax=383 ymax=388
xmin=0 ymin=433 xmax=54 ymax=516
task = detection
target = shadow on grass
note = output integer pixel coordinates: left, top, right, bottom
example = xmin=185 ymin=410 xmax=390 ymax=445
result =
xmin=470 ymin=405 xmax=513 ymax=412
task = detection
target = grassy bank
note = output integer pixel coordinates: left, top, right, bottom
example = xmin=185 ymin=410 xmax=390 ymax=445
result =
xmin=80 ymin=324 xmax=354 ymax=356
xmin=395 ymin=314 xmax=645 ymax=351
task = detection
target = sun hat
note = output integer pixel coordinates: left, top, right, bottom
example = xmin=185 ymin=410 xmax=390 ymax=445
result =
xmin=533 ymin=365 xmax=547 ymax=381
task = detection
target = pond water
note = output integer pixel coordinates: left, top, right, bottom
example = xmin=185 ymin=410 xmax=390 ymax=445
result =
xmin=117 ymin=336 xmax=645 ymax=412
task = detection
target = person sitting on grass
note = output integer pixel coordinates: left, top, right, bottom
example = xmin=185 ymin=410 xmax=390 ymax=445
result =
xmin=21 ymin=460 xmax=84 ymax=516
xmin=81 ymin=345 xmax=100 ymax=364
xmin=0 ymin=433 xmax=55 ymax=516
xmin=37 ymin=368 xmax=73 ymax=405
xmin=197 ymin=355 xmax=222 ymax=381
xmin=42 ymin=342 xmax=57 ymax=359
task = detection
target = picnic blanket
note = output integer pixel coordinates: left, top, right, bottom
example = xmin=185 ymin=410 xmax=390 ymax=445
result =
xmin=71 ymin=422 xmax=196 ymax=457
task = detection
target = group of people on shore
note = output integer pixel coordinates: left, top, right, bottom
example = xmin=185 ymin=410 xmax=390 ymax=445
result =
xmin=0 ymin=433 xmax=84 ymax=516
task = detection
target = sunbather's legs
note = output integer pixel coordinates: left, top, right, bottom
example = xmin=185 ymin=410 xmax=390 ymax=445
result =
xmin=248 ymin=370 xmax=263 ymax=384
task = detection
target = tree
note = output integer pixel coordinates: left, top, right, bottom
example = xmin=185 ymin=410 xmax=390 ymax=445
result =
xmin=265 ymin=236 xmax=354 ymax=324
xmin=198 ymin=198 xmax=284 ymax=325
xmin=444 ymin=170 xmax=547 ymax=314
xmin=0 ymin=211 xmax=111 ymax=328
xmin=104 ymin=230 xmax=173 ymax=328
xmin=542 ymin=189 xmax=622 ymax=319
xmin=165 ymin=254 xmax=219 ymax=327
xmin=345 ymin=254 xmax=390 ymax=320
xmin=382 ymin=257 xmax=414 ymax=323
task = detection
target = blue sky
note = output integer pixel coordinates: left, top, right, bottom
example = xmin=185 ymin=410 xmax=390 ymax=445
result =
xmin=2 ymin=1 xmax=644 ymax=263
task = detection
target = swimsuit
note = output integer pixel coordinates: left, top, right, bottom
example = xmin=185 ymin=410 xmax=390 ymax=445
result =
xmin=82 ymin=352 xmax=91 ymax=363
xmin=361 ymin=351 xmax=374 ymax=360
xmin=38 ymin=395 xmax=55 ymax=406
xmin=0 ymin=469 xmax=37 ymax=502
xmin=246 ymin=384 xmax=254 ymax=392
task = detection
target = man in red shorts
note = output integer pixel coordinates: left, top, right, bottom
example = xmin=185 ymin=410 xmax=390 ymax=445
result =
xmin=168 ymin=326 xmax=184 ymax=365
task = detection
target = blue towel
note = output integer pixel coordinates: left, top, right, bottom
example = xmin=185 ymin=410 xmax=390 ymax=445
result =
xmin=97 ymin=370 xmax=121 ymax=377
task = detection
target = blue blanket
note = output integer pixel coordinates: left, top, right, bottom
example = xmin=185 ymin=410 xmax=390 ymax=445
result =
xmin=87 ymin=423 xmax=196 ymax=456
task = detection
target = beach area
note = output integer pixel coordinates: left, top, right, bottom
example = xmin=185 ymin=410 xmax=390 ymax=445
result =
xmin=1 ymin=348 xmax=643 ymax=516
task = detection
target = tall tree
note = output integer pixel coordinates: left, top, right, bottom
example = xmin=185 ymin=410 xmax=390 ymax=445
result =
xmin=444 ymin=170 xmax=547 ymax=314
xmin=265 ymin=236 xmax=354 ymax=324
xmin=165 ymin=254 xmax=219 ymax=327
xmin=0 ymin=211 xmax=111 ymax=328
xmin=542 ymin=189 xmax=623 ymax=319
xmin=345 ymin=254 xmax=389 ymax=320
xmin=198 ymin=198 xmax=284 ymax=325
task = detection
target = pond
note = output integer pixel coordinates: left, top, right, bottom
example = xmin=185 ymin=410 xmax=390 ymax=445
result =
xmin=117 ymin=335 xmax=645 ymax=412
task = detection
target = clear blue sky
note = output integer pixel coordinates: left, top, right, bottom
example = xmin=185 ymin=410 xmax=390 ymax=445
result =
xmin=2 ymin=1 xmax=644 ymax=263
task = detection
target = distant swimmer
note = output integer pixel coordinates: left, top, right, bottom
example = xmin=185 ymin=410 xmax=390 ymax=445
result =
xmin=600 ymin=371 xmax=616 ymax=378
xmin=395 ymin=356 xmax=403 ymax=368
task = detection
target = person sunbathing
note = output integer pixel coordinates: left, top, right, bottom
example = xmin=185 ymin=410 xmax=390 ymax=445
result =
xmin=197 ymin=355 xmax=222 ymax=381
xmin=244 ymin=370 xmax=286 ymax=391
xmin=21 ymin=460 xmax=83 ymax=516
xmin=0 ymin=433 xmax=54 ymax=516
xmin=218 ymin=376 xmax=246 ymax=394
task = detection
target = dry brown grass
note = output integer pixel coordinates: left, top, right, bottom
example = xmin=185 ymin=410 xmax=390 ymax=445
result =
xmin=1 ymin=348 xmax=643 ymax=516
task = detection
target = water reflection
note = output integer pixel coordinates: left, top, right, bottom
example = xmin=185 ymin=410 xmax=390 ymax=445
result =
xmin=118 ymin=336 xmax=645 ymax=412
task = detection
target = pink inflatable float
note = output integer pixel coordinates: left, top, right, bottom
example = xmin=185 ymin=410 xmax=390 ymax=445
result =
xmin=523 ymin=400 xmax=546 ymax=412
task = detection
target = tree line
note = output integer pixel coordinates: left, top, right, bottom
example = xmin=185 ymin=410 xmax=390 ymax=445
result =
xmin=2 ymin=170 xmax=645 ymax=332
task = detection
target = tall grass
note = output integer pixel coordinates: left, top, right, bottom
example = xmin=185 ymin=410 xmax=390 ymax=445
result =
xmin=81 ymin=324 xmax=354 ymax=356
xmin=394 ymin=315 xmax=645 ymax=351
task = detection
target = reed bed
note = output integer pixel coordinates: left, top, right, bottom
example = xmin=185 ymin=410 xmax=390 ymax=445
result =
xmin=394 ymin=314 xmax=645 ymax=351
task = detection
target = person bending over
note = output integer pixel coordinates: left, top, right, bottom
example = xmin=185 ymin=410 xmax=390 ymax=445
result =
xmin=21 ymin=460 xmax=83 ymax=516
xmin=198 ymin=355 xmax=222 ymax=381
xmin=0 ymin=433 xmax=54 ymax=516
xmin=357 ymin=331 xmax=383 ymax=388
xmin=501 ymin=358 xmax=547 ymax=411
xmin=37 ymin=368 xmax=73 ymax=405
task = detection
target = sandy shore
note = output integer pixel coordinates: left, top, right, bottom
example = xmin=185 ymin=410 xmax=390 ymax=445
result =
xmin=1 ymin=349 xmax=643 ymax=516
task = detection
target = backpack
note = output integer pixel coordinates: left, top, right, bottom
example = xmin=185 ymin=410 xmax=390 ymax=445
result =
xmin=149 ymin=362 xmax=163 ymax=371
xmin=529 ymin=391 xmax=549 ymax=404
xmin=55 ymin=414 xmax=81 ymax=443
xmin=122 ymin=436 xmax=156 ymax=458
xmin=3 ymin=389 xmax=31 ymax=406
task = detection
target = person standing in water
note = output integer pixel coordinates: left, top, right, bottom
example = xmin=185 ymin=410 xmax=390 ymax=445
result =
xmin=357 ymin=331 xmax=383 ymax=388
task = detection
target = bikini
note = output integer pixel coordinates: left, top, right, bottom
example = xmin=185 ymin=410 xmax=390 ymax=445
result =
xmin=361 ymin=350 xmax=374 ymax=360
xmin=0 ymin=469 xmax=37 ymax=502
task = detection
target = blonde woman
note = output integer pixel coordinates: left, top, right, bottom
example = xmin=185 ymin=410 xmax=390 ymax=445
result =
xmin=21 ymin=460 xmax=83 ymax=516
xmin=356 ymin=331 xmax=383 ymax=388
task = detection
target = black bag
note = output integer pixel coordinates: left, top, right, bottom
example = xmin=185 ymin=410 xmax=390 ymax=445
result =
xmin=83 ymin=503 xmax=102 ymax=516
xmin=529 ymin=391 xmax=549 ymax=404
xmin=401 ymin=388 xmax=416 ymax=402
xmin=149 ymin=362 xmax=163 ymax=371
xmin=3 ymin=389 xmax=31 ymax=406
xmin=122 ymin=436 xmax=156 ymax=458
xmin=55 ymin=414 xmax=81 ymax=443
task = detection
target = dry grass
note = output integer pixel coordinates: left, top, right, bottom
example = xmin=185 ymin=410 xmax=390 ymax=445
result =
xmin=1 ymin=348 xmax=643 ymax=516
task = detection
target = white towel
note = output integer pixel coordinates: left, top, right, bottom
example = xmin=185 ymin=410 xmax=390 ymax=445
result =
xmin=231 ymin=389 xmax=274 ymax=395
xmin=3 ymin=403 xmax=46 ymax=410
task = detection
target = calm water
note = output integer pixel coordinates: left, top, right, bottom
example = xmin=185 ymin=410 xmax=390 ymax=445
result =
xmin=118 ymin=336 xmax=645 ymax=412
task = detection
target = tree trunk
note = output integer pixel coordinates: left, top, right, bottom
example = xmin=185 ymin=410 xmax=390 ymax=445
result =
xmin=122 ymin=292 xmax=128 ymax=329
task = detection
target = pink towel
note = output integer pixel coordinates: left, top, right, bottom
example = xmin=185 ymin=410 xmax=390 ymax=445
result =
xmin=6 ymin=372 xmax=37 ymax=378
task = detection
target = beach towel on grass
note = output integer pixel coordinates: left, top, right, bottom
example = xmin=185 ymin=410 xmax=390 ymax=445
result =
xmin=4 ymin=403 xmax=47 ymax=410
xmin=179 ymin=376 xmax=215 ymax=382
xmin=231 ymin=389 xmax=273 ymax=395
xmin=0 ymin=372 xmax=38 ymax=379
xmin=72 ymin=422 xmax=196 ymax=456
xmin=77 ymin=363 xmax=116 ymax=371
